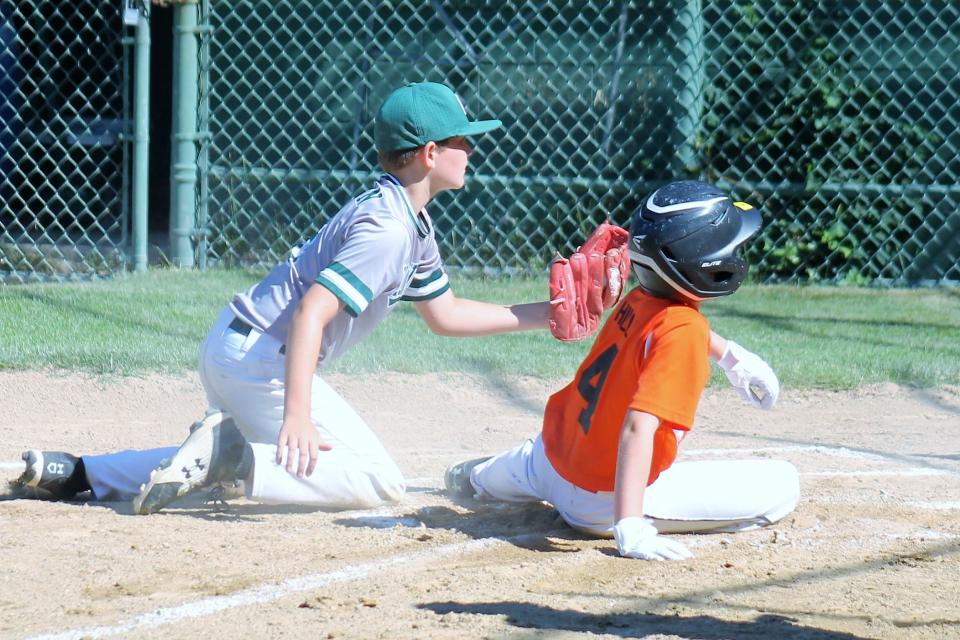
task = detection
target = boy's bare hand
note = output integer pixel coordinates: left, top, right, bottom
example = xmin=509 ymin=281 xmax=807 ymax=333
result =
xmin=276 ymin=416 xmax=332 ymax=478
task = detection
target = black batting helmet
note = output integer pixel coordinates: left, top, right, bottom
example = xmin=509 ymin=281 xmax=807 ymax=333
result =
xmin=628 ymin=180 xmax=762 ymax=303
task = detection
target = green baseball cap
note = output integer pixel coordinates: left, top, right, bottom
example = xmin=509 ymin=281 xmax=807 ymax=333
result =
xmin=374 ymin=82 xmax=502 ymax=152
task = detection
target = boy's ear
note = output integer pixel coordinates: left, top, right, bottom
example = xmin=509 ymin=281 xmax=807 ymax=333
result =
xmin=421 ymin=141 xmax=439 ymax=169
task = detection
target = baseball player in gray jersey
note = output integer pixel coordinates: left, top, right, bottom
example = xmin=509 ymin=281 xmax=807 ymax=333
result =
xmin=15 ymin=82 xmax=780 ymax=514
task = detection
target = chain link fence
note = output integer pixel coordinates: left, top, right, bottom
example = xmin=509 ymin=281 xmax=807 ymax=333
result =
xmin=0 ymin=1 xmax=131 ymax=282
xmin=704 ymin=1 xmax=960 ymax=284
xmin=197 ymin=0 xmax=959 ymax=285
xmin=2 ymin=2 xmax=958 ymax=285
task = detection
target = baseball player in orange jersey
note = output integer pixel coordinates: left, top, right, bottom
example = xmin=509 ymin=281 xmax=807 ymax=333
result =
xmin=446 ymin=180 xmax=799 ymax=560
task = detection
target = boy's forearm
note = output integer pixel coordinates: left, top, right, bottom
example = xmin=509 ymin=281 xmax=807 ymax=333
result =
xmin=283 ymin=285 xmax=343 ymax=419
xmin=456 ymin=299 xmax=550 ymax=335
xmin=418 ymin=296 xmax=550 ymax=336
xmin=283 ymin=306 xmax=325 ymax=421
xmin=709 ymin=330 xmax=728 ymax=361
xmin=613 ymin=411 xmax=660 ymax=522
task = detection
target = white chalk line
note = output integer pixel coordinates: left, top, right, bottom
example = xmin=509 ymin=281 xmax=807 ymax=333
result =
xmin=25 ymin=535 xmax=515 ymax=640
xmin=883 ymin=529 xmax=960 ymax=541
xmin=817 ymin=495 xmax=960 ymax=511
xmin=681 ymin=446 xmax=960 ymax=477
xmin=906 ymin=501 xmax=960 ymax=510
xmin=803 ymin=469 xmax=951 ymax=477
xmin=681 ymin=445 xmax=891 ymax=461
xmin=404 ymin=444 xmax=953 ymax=467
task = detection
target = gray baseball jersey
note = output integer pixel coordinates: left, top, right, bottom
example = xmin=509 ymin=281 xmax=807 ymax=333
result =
xmin=230 ymin=173 xmax=450 ymax=367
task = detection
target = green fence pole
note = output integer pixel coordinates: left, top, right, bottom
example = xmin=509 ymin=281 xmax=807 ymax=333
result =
xmin=196 ymin=0 xmax=211 ymax=269
xmin=170 ymin=0 xmax=200 ymax=268
xmin=675 ymin=0 xmax=704 ymax=173
xmin=132 ymin=9 xmax=150 ymax=272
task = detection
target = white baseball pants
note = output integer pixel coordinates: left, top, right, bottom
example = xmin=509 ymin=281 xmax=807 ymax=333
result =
xmin=84 ymin=307 xmax=405 ymax=507
xmin=470 ymin=435 xmax=799 ymax=536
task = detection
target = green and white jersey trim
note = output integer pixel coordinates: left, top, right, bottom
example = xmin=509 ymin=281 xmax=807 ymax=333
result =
xmin=316 ymin=261 xmax=374 ymax=317
xmin=229 ymin=173 xmax=448 ymax=367
xmin=400 ymin=268 xmax=450 ymax=301
xmin=383 ymin=173 xmax=431 ymax=238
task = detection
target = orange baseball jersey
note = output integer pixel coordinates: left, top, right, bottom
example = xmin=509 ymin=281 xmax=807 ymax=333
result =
xmin=542 ymin=288 xmax=711 ymax=492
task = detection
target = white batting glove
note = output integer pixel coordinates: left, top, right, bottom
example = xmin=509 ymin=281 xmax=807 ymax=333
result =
xmin=718 ymin=341 xmax=780 ymax=410
xmin=613 ymin=517 xmax=693 ymax=561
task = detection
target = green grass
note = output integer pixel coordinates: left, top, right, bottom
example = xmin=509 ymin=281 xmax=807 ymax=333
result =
xmin=1 ymin=269 xmax=958 ymax=388
xmin=0 ymin=270 xmax=255 ymax=375
xmin=705 ymin=285 xmax=960 ymax=388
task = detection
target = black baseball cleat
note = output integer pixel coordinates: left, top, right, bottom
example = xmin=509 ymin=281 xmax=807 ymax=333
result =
xmin=14 ymin=450 xmax=89 ymax=500
xmin=133 ymin=411 xmax=247 ymax=515
xmin=443 ymin=456 xmax=492 ymax=500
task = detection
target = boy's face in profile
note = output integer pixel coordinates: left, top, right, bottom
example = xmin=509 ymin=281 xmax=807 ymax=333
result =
xmin=431 ymin=136 xmax=473 ymax=191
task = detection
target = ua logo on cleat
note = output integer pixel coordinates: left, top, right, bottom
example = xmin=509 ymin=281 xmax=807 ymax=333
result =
xmin=181 ymin=458 xmax=207 ymax=479
xmin=46 ymin=462 xmax=65 ymax=475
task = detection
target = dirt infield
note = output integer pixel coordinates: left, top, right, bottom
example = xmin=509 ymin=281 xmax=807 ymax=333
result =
xmin=2 ymin=371 xmax=959 ymax=640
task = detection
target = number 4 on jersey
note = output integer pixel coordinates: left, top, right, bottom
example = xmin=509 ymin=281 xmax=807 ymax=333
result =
xmin=576 ymin=344 xmax=618 ymax=434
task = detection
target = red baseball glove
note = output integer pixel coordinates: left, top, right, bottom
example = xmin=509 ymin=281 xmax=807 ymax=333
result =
xmin=549 ymin=222 xmax=630 ymax=342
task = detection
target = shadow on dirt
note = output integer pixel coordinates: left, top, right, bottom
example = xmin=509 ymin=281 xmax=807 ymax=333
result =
xmin=420 ymin=601 xmax=879 ymax=639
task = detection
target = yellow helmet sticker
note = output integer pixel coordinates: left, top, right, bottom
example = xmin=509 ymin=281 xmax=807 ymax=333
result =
xmin=733 ymin=201 xmax=754 ymax=211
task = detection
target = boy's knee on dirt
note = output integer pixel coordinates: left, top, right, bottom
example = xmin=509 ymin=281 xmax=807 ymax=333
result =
xmin=246 ymin=442 xmax=405 ymax=508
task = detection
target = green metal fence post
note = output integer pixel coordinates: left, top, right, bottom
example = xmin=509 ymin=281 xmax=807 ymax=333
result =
xmin=675 ymin=0 xmax=705 ymax=173
xmin=170 ymin=0 xmax=200 ymax=268
xmin=196 ymin=0 xmax=211 ymax=269
xmin=132 ymin=8 xmax=150 ymax=272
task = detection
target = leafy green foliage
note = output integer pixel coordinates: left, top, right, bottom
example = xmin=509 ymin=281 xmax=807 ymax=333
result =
xmin=700 ymin=1 xmax=945 ymax=283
